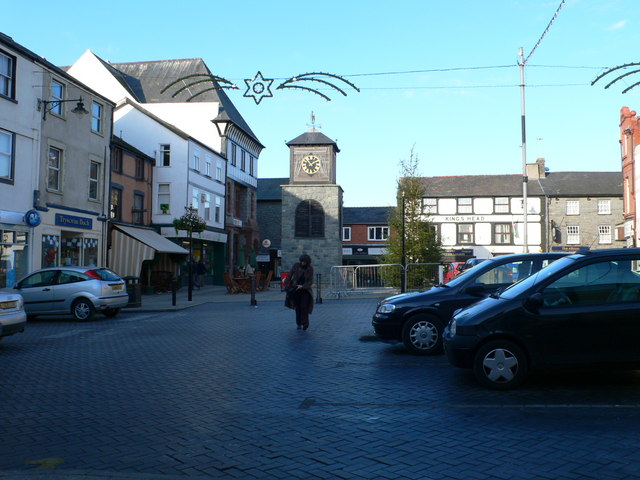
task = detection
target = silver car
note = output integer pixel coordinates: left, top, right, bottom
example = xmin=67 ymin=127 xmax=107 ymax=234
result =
xmin=10 ymin=267 xmax=129 ymax=321
xmin=0 ymin=292 xmax=27 ymax=338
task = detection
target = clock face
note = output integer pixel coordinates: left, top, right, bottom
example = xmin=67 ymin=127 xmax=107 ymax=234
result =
xmin=301 ymin=154 xmax=321 ymax=175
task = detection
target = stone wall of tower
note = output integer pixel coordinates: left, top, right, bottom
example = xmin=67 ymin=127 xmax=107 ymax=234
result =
xmin=281 ymin=184 xmax=343 ymax=286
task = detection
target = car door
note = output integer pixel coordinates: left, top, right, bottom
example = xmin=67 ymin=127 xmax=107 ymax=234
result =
xmin=51 ymin=270 xmax=91 ymax=312
xmin=530 ymin=259 xmax=622 ymax=367
xmin=472 ymin=259 xmax=535 ymax=296
xmin=16 ymin=270 xmax=58 ymax=314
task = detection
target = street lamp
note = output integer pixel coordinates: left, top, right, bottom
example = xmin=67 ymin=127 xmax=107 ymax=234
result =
xmin=212 ymin=109 xmax=232 ymax=157
xmin=37 ymin=97 xmax=89 ymax=120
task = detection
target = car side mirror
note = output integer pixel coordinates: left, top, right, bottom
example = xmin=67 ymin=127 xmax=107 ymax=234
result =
xmin=525 ymin=292 xmax=543 ymax=311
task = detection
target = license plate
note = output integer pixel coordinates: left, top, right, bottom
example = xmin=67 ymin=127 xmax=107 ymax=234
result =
xmin=0 ymin=301 xmax=17 ymax=309
xmin=111 ymin=284 xmax=123 ymax=291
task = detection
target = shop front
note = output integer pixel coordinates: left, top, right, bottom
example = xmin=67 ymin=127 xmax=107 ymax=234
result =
xmin=0 ymin=209 xmax=39 ymax=288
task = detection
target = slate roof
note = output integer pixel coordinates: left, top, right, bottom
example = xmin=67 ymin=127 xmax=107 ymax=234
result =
xmin=0 ymin=32 xmax=111 ymax=105
xmin=343 ymin=207 xmax=393 ymax=224
xmin=417 ymin=172 xmax=622 ymax=198
xmin=537 ymin=171 xmax=623 ymax=196
xmin=286 ymin=131 xmax=340 ymax=153
xmin=95 ymin=56 xmax=261 ymax=146
xmin=257 ymin=178 xmax=288 ymax=201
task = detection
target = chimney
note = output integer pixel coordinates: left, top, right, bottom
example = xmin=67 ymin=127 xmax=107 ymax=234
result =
xmin=526 ymin=158 xmax=546 ymax=179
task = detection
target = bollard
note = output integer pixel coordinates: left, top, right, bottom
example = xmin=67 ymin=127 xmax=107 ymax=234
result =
xmin=171 ymin=278 xmax=177 ymax=306
xmin=250 ymin=274 xmax=257 ymax=306
xmin=316 ymin=273 xmax=322 ymax=304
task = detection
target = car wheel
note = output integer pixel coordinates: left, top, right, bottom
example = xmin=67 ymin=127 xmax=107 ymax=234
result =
xmin=402 ymin=314 xmax=443 ymax=355
xmin=71 ymin=298 xmax=95 ymax=321
xmin=473 ymin=340 xmax=528 ymax=390
xmin=103 ymin=308 xmax=120 ymax=318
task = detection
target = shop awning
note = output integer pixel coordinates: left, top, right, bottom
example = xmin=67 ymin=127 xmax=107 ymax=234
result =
xmin=109 ymin=225 xmax=188 ymax=278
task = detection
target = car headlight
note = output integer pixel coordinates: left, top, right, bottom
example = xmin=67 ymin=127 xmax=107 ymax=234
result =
xmin=377 ymin=303 xmax=396 ymax=314
xmin=449 ymin=319 xmax=457 ymax=336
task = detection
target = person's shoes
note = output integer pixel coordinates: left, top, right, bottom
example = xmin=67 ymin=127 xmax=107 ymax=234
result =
xmin=303 ymin=325 xmax=308 ymax=331
xmin=297 ymin=325 xmax=302 ymax=330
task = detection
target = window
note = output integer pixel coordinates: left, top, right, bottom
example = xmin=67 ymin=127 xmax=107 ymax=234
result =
xmin=343 ymin=227 xmax=352 ymax=241
xmin=0 ymin=51 xmax=15 ymax=99
xmin=494 ymin=223 xmax=512 ymax=244
xmin=231 ymin=144 xmax=237 ymax=166
xmin=88 ymin=161 xmax=99 ymax=200
xmin=133 ymin=193 xmax=144 ymax=225
xmin=422 ymin=198 xmax=437 ymax=214
xmin=295 ymin=200 xmax=324 ymax=237
xmin=205 ymin=155 xmax=212 ymax=176
xmin=457 ymin=224 xmax=474 ymax=244
xmin=494 ymin=197 xmax=509 ymax=213
xmin=41 ymin=235 xmax=60 ymax=268
xmin=134 ymin=157 xmax=144 ymax=179
xmin=83 ymin=238 xmax=98 ymax=266
xmin=542 ymin=260 xmax=640 ymax=307
xmin=249 ymin=155 xmax=255 ymax=176
xmin=91 ymin=102 xmax=102 ymax=133
xmin=477 ymin=260 xmax=533 ymax=287
xmin=193 ymin=148 xmax=200 ymax=171
xmin=192 ymin=188 xmax=199 ymax=210
xmin=368 ymin=226 xmax=389 ymax=241
xmin=457 ymin=198 xmax=472 ymax=214
xmin=598 ymin=225 xmax=612 ymax=244
xmin=0 ymin=129 xmax=15 ymax=183
xmin=216 ymin=161 xmax=223 ymax=181
xmin=204 ymin=193 xmax=211 ymax=221
xmin=51 ymin=80 xmax=64 ymax=116
xmin=47 ymin=147 xmax=62 ymax=191
xmin=158 ymin=183 xmax=170 ymax=214
xmin=110 ymin=188 xmax=122 ymax=220
xmin=567 ymin=225 xmax=580 ymax=244
xmin=112 ymin=148 xmax=122 ymax=173
xmin=597 ymin=199 xmax=611 ymax=215
xmin=160 ymin=144 xmax=170 ymax=167
xmin=241 ymin=151 xmax=246 ymax=171
xmin=566 ymin=200 xmax=580 ymax=215
xmin=215 ymin=196 xmax=222 ymax=223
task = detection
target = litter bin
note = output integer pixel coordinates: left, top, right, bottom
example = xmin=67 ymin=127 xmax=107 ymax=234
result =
xmin=123 ymin=276 xmax=142 ymax=308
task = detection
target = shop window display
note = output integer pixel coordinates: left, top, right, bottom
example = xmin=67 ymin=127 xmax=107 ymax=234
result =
xmin=42 ymin=235 xmax=59 ymax=267
xmin=61 ymin=231 xmax=82 ymax=266
xmin=1 ymin=230 xmax=27 ymax=288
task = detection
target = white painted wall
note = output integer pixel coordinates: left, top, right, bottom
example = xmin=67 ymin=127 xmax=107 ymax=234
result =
xmin=67 ymin=50 xmax=132 ymax=104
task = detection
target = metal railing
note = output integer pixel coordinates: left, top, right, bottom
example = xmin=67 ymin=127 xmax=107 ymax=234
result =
xmin=330 ymin=263 xmax=443 ymax=298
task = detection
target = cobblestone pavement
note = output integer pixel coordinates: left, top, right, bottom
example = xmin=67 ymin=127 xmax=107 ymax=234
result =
xmin=2 ymin=298 xmax=640 ymax=480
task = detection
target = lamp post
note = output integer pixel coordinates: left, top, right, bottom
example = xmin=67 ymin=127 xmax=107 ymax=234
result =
xmin=212 ymin=109 xmax=232 ymax=157
xmin=401 ymin=192 xmax=406 ymax=293
xmin=37 ymin=97 xmax=89 ymax=120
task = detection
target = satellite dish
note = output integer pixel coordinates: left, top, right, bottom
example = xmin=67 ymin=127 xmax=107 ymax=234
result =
xmin=262 ymin=239 xmax=271 ymax=248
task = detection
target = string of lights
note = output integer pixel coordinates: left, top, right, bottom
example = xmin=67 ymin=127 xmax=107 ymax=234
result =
xmin=524 ymin=0 xmax=567 ymax=64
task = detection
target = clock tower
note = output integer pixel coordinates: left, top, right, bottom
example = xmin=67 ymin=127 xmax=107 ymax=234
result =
xmin=281 ymin=126 xmax=343 ymax=289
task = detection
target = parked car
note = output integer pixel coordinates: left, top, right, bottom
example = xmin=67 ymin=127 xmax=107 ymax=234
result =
xmin=444 ymin=248 xmax=640 ymax=389
xmin=458 ymin=258 xmax=487 ymax=274
xmin=442 ymin=262 xmax=465 ymax=283
xmin=7 ymin=267 xmax=128 ymax=321
xmin=0 ymin=292 xmax=26 ymax=339
xmin=372 ymin=253 xmax=567 ymax=355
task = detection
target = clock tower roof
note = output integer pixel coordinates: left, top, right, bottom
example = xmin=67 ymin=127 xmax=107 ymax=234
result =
xmin=286 ymin=131 xmax=340 ymax=153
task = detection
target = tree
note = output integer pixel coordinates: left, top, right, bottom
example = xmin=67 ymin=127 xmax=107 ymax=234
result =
xmin=383 ymin=148 xmax=441 ymax=289
xmin=173 ymin=207 xmax=206 ymax=301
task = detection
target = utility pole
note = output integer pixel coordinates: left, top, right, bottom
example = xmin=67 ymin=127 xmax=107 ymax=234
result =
xmin=519 ymin=47 xmax=529 ymax=253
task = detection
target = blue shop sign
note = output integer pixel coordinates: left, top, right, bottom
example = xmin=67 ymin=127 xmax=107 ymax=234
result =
xmin=55 ymin=213 xmax=92 ymax=230
xmin=24 ymin=210 xmax=41 ymax=227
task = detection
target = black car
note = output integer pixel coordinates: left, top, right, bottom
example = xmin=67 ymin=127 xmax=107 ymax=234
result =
xmin=444 ymin=248 xmax=640 ymax=389
xmin=372 ymin=253 xmax=567 ymax=355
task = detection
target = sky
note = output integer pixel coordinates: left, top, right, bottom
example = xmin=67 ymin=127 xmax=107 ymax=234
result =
xmin=4 ymin=0 xmax=640 ymax=207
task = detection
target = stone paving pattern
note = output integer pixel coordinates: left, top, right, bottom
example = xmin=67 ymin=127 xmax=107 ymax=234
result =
xmin=1 ymin=295 xmax=640 ymax=480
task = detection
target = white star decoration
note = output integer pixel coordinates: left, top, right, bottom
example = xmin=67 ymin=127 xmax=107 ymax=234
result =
xmin=243 ymin=71 xmax=274 ymax=104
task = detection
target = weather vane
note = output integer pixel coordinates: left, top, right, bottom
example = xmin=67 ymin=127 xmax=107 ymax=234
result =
xmin=161 ymin=70 xmax=359 ymax=105
xmin=307 ymin=111 xmax=321 ymax=131
xmin=591 ymin=62 xmax=640 ymax=94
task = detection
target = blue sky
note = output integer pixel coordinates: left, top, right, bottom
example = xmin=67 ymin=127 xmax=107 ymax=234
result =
xmin=5 ymin=0 xmax=640 ymax=206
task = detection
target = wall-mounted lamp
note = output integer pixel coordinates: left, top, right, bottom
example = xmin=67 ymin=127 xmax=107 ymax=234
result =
xmin=211 ymin=109 xmax=232 ymax=157
xmin=37 ymin=97 xmax=89 ymax=120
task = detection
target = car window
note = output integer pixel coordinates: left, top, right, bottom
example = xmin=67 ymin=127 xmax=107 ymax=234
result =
xmin=542 ymin=259 xmax=640 ymax=307
xmin=91 ymin=268 xmax=121 ymax=281
xmin=476 ymin=260 xmax=533 ymax=287
xmin=57 ymin=271 xmax=89 ymax=285
xmin=20 ymin=271 xmax=57 ymax=288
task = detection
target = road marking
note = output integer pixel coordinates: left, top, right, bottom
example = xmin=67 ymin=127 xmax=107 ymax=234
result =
xmin=26 ymin=458 xmax=64 ymax=470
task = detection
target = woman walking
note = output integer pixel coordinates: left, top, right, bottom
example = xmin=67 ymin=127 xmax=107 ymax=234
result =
xmin=284 ymin=254 xmax=314 ymax=330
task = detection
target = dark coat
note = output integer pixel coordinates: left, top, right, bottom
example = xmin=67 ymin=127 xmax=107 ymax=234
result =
xmin=284 ymin=262 xmax=314 ymax=314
